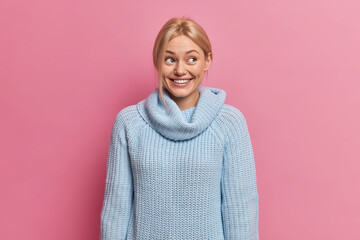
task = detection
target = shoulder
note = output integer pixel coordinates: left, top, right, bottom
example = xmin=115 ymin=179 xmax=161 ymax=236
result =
xmin=110 ymin=104 xmax=144 ymax=144
xmin=218 ymin=104 xmax=248 ymax=128
xmin=116 ymin=104 xmax=138 ymax=121
xmin=113 ymin=104 xmax=142 ymax=130
xmin=215 ymin=104 xmax=250 ymax=142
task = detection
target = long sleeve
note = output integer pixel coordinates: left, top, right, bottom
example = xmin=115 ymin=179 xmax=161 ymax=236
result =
xmin=221 ymin=109 xmax=259 ymax=240
xmin=100 ymin=112 xmax=134 ymax=240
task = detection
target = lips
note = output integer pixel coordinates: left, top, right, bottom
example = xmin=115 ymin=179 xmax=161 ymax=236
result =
xmin=169 ymin=77 xmax=193 ymax=87
xmin=170 ymin=78 xmax=193 ymax=81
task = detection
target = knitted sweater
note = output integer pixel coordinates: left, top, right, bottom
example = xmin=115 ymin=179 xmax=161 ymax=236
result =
xmin=100 ymin=86 xmax=259 ymax=240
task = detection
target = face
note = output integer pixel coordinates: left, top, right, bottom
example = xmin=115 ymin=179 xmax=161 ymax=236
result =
xmin=161 ymin=35 xmax=211 ymax=106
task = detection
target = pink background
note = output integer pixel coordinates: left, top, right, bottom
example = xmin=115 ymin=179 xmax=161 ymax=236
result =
xmin=1 ymin=0 xmax=359 ymax=239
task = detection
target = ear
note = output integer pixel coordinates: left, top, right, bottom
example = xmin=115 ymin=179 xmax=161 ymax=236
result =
xmin=204 ymin=52 xmax=212 ymax=71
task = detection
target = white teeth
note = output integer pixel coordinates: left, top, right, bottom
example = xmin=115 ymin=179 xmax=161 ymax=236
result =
xmin=173 ymin=79 xmax=191 ymax=83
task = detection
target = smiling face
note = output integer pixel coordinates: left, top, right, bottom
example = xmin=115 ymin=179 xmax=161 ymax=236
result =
xmin=161 ymin=35 xmax=211 ymax=110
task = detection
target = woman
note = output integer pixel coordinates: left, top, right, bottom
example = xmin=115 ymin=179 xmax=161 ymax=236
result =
xmin=100 ymin=17 xmax=259 ymax=240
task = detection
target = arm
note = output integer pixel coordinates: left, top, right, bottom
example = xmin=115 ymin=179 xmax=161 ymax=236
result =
xmin=100 ymin=112 xmax=134 ymax=240
xmin=221 ymin=109 xmax=259 ymax=240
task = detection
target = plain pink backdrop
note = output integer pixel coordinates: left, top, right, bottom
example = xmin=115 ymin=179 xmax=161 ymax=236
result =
xmin=1 ymin=0 xmax=359 ymax=239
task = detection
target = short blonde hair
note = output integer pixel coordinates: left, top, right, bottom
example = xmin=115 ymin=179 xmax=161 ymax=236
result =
xmin=153 ymin=16 xmax=213 ymax=111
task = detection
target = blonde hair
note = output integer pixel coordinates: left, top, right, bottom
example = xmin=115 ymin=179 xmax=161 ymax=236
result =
xmin=152 ymin=16 xmax=213 ymax=111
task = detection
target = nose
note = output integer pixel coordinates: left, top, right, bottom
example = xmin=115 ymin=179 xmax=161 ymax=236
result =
xmin=175 ymin=60 xmax=186 ymax=75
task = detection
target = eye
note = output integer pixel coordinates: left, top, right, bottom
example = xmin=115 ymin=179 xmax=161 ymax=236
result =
xmin=165 ymin=57 xmax=175 ymax=63
xmin=188 ymin=57 xmax=197 ymax=63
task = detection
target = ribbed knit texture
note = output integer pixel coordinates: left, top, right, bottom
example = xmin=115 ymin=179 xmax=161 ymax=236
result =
xmin=100 ymin=86 xmax=259 ymax=240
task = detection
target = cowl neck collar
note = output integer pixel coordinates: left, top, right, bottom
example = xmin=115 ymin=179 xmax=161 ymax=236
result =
xmin=137 ymin=86 xmax=226 ymax=141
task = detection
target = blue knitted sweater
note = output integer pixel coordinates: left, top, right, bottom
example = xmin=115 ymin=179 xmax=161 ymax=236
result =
xmin=100 ymin=86 xmax=259 ymax=240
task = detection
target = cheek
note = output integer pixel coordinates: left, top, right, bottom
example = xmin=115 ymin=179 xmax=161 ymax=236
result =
xmin=192 ymin=66 xmax=205 ymax=76
xmin=161 ymin=66 xmax=173 ymax=76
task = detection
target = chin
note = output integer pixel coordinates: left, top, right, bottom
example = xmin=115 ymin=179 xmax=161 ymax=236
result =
xmin=167 ymin=88 xmax=190 ymax=98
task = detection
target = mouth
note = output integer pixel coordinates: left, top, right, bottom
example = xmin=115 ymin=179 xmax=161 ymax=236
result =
xmin=169 ymin=78 xmax=193 ymax=83
xmin=168 ymin=77 xmax=193 ymax=87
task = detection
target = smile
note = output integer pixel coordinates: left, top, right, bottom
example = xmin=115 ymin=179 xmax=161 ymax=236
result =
xmin=170 ymin=78 xmax=193 ymax=83
xmin=169 ymin=78 xmax=193 ymax=87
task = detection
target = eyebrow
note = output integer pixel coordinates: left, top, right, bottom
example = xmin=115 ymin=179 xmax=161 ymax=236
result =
xmin=165 ymin=49 xmax=200 ymax=54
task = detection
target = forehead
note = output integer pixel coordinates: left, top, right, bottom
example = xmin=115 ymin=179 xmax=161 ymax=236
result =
xmin=166 ymin=35 xmax=201 ymax=52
